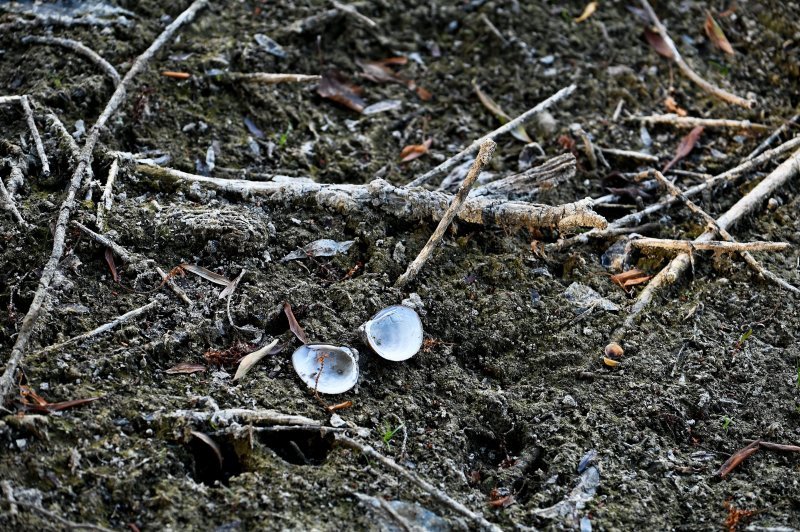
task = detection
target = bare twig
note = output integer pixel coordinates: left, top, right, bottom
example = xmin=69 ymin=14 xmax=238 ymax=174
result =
xmin=331 ymin=0 xmax=378 ymax=28
xmin=396 ymin=140 xmax=496 ymax=287
xmin=640 ymin=0 xmax=755 ymax=108
xmin=95 ymin=158 xmax=119 ymax=231
xmin=20 ymin=96 xmax=50 ymax=177
xmin=151 ymin=407 xmax=317 ymax=427
xmin=22 ymin=35 xmax=121 ymax=86
xmin=406 ymin=84 xmax=576 ymax=187
xmin=744 ymin=440 xmax=800 ymax=453
xmin=599 ymin=147 xmax=659 ymax=163
xmin=630 ymin=237 xmax=789 ymax=253
xmin=0 ymin=173 xmax=28 ymax=227
xmin=610 ymin=148 xmax=800 ymax=343
xmin=0 ymin=0 xmax=209 ymax=405
xmin=336 ymin=434 xmax=501 ymax=532
xmin=36 ymin=300 xmax=160 ymax=355
xmin=227 ymin=72 xmax=321 ymax=84
xmin=0 ymin=95 xmax=23 ymax=105
xmin=136 ymin=163 xmax=607 ymax=233
xmin=716 ymin=440 xmax=761 ymax=478
xmin=744 ymin=114 xmax=800 ymax=161
xmin=629 ymin=114 xmax=767 ymax=130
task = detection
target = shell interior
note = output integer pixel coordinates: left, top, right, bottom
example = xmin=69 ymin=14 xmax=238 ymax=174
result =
xmin=364 ymin=305 xmax=423 ymax=361
xmin=291 ymin=344 xmax=359 ymax=394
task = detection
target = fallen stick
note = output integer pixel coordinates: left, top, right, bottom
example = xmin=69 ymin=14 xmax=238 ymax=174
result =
xmin=744 ymin=114 xmax=799 ymax=161
xmin=647 ymin=170 xmax=799 ymax=294
xmin=396 ymin=140 xmax=496 ymax=288
xmin=95 ymin=158 xmax=119 ymax=231
xmin=716 ymin=440 xmax=761 ymax=478
xmin=36 ymin=299 xmax=160 ymax=355
xmin=610 ymin=147 xmax=800 ymax=342
xmin=406 ymin=84 xmax=576 ymax=188
xmin=227 ymin=72 xmax=321 ymax=84
xmin=136 ymin=163 xmax=607 ymax=232
xmin=629 ymin=114 xmax=767 ymax=130
xmin=0 ymin=173 xmax=27 ymax=227
xmin=336 ymin=434 xmax=501 ymax=532
xmin=598 ymin=147 xmax=659 ymax=163
xmin=639 ymin=0 xmax=755 ymax=109
xmin=744 ymin=440 xmax=800 ymax=453
xmin=630 ymin=237 xmax=789 ymax=254
xmin=556 ymin=135 xmax=800 ymax=250
xmin=151 ymin=407 xmax=317 ymax=427
xmin=0 ymin=95 xmax=22 ymax=105
xmin=22 ymin=35 xmax=121 ymax=86
xmin=0 ymin=0 xmax=209 ymax=406
xmin=20 ymin=96 xmax=50 ymax=177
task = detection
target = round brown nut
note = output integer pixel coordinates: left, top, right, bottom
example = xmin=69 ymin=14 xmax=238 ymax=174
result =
xmin=604 ymin=342 xmax=624 ymax=358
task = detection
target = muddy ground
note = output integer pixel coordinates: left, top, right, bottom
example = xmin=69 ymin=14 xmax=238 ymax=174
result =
xmin=1 ymin=0 xmax=799 ymax=530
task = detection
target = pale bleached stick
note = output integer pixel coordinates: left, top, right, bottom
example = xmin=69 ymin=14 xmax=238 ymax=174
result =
xmin=557 ymin=135 xmax=800 ymax=250
xmin=630 ymin=237 xmax=789 ymax=253
xmin=0 ymin=0 xmax=209 ymax=406
xmin=396 ymin=140 xmax=496 ymax=288
xmin=0 ymin=169 xmax=27 ymax=227
xmin=629 ymin=114 xmax=767 ymax=130
xmin=36 ymin=299 xmax=160 ymax=355
xmin=611 ymin=148 xmax=800 ymax=343
xmin=0 ymin=95 xmax=22 ymax=105
xmin=406 ymin=84 xmax=576 ymax=187
xmin=227 ymin=72 xmax=321 ymax=84
xmin=744 ymin=114 xmax=799 ymax=161
xmin=648 ymin=170 xmax=800 ymax=294
xmin=336 ymin=434 xmax=502 ymax=532
xmin=640 ymin=0 xmax=755 ymax=109
xmin=136 ymin=163 xmax=607 ymax=233
xmin=20 ymin=96 xmax=50 ymax=177
xmin=599 ymin=147 xmax=659 ymax=163
xmin=95 ymin=158 xmax=119 ymax=231
xmin=22 ymin=35 xmax=121 ymax=86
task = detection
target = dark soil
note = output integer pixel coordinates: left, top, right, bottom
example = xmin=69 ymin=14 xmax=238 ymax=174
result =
xmin=1 ymin=1 xmax=799 ymax=530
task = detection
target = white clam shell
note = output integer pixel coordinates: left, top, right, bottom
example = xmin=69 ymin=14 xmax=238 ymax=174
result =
xmin=360 ymin=305 xmax=423 ymax=361
xmin=291 ymin=344 xmax=359 ymax=394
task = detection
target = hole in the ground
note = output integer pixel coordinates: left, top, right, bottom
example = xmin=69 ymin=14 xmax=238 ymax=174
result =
xmin=186 ymin=434 xmax=243 ymax=485
xmin=258 ymin=429 xmax=335 ymax=465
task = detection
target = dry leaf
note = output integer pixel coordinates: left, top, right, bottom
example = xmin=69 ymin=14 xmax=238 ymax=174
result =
xmin=415 ymin=85 xmax=433 ymax=101
xmin=181 ymin=264 xmax=231 ymax=286
xmin=663 ymin=126 xmax=704 ymax=172
xmin=704 ymin=11 xmax=735 ymax=55
xmin=611 ymin=269 xmax=652 ymax=289
xmin=400 ymin=138 xmax=433 ymax=163
xmin=317 ymin=70 xmax=366 ymax=113
xmin=644 ymin=27 xmax=674 ymax=59
xmin=219 ymin=269 xmax=246 ymax=299
xmin=357 ymin=58 xmax=432 ymax=101
xmin=664 ymin=96 xmax=688 ymax=117
xmin=473 ymin=81 xmax=531 ymax=143
xmin=104 ymin=247 xmax=119 ymax=282
xmin=18 ymin=385 xmax=102 ymax=413
xmin=233 ymin=338 xmax=279 ymax=381
xmin=166 ymin=362 xmax=207 ymax=374
xmin=284 ymin=302 xmax=309 ymax=344
xmin=574 ymin=2 xmax=598 ymax=23
xmin=716 ymin=440 xmax=760 ymax=478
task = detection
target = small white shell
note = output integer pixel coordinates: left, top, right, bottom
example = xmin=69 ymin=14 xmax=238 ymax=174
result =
xmin=361 ymin=305 xmax=423 ymax=361
xmin=291 ymin=344 xmax=359 ymax=395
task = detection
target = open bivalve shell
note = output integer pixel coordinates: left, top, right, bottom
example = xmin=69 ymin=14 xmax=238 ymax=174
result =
xmin=360 ymin=305 xmax=423 ymax=361
xmin=292 ymin=344 xmax=359 ymax=394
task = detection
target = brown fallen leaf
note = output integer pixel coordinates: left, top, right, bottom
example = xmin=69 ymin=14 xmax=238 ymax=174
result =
xmin=664 ymin=96 xmax=688 ymax=117
xmin=104 ymin=247 xmax=119 ymax=282
xmin=663 ymin=126 xmax=704 ymax=172
xmin=284 ymin=302 xmax=309 ymax=344
xmin=704 ymin=11 xmax=735 ymax=55
xmin=166 ymin=362 xmax=207 ymax=374
xmin=574 ymin=1 xmax=598 ymax=23
xmin=357 ymin=58 xmax=432 ymax=101
xmin=644 ymin=27 xmax=674 ymax=59
xmin=611 ymin=269 xmax=652 ymax=289
xmin=716 ymin=440 xmax=761 ymax=478
xmin=317 ymin=70 xmax=366 ymax=113
xmin=400 ymin=138 xmax=433 ymax=163
xmin=473 ymin=81 xmax=531 ymax=143
xmin=327 ymin=400 xmax=353 ymax=412
xmin=18 ymin=385 xmax=102 ymax=413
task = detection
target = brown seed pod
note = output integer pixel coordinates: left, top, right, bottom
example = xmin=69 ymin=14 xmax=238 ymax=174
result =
xmin=604 ymin=342 xmax=624 ymax=358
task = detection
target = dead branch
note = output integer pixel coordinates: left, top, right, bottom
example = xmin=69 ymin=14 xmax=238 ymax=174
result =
xmin=629 ymin=114 xmax=767 ymax=130
xmin=744 ymin=114 xmax=799 ymax=161
xmin=136 ymin=163 xmax=608 ymax=232
xmin=336 ymin=434 xmax=502 ymax=532
xmin=227 ymin=72 xmax=321 ymax=84
xmin=639 ymin=0 xmax=755 ymax=109
xmin=610 ymin=147 xmax=800 ymax=343
xmin=470 ymin=152 xmax=576 ymax=199
xmin=0 ymin=173 xmax=27 ymax=227
xmin=0 ymin=0 xmax=209 ymax=406
xmin=152 ymin=407 xmax=317 ymax=427
xmin=396 ymin=140 xmax=496 ymax=288
xmin=630 ymin=237 xmax=789 ymax=254
xmin=20 ymin=96 xmax=49 ymax=177
xmin=0 ymin=95 xmax=22 ymax=105
xmin=36 ymin=299 xmax=161 ymax=355
xmin=22 ymin=35 xmax=121 ymax=86
xmin=406 ymin=84 xmax=577 ymax=188
xmin=95 ymin=158 xmax=119 ymax=232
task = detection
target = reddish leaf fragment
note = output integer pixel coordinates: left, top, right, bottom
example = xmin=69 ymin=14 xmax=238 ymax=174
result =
xmin=611 ymin=269 xmax=652 ymax=289
xmin=166 ymin=362 xmax=207 ymax=374
xmin=488 ymin=488 xmax=515 ymax=508
xmin=415 ymin=85 xmax=433 ymax=101
xmin=105 ymin=247 xmax=120 ymax=282
xmin=716 ymin=440 xmax=761 ymax=478
xmin=317 ymin=71 xmax=366 ymax=113
xmin=664 ymin=96 xmax=688 ymax=117
xmin=704 ymin=12 xmax=735 ymax=55
xmin=399 ymin=138 xmax=432 ymax=163
xmin=18 ymin=385 xmax=102 ymax=413
xmin=357 ymin=59 xmax=404 ymax=85
xmin=284 ymin=302 xmax=309 ymax=344
xmin=644 ymin=27 xmax=674 ymax=59
xmin=46 ymin=396 xmax=102 ymax=412
xmin=663 ymin=126 xmax=704 ymax=172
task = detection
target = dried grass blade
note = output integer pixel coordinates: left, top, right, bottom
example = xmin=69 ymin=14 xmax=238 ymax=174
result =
xmin=233 ymin=338 xmax=280 ymax=381
xmin=182 ymin=264 xmax=232 ymax=286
